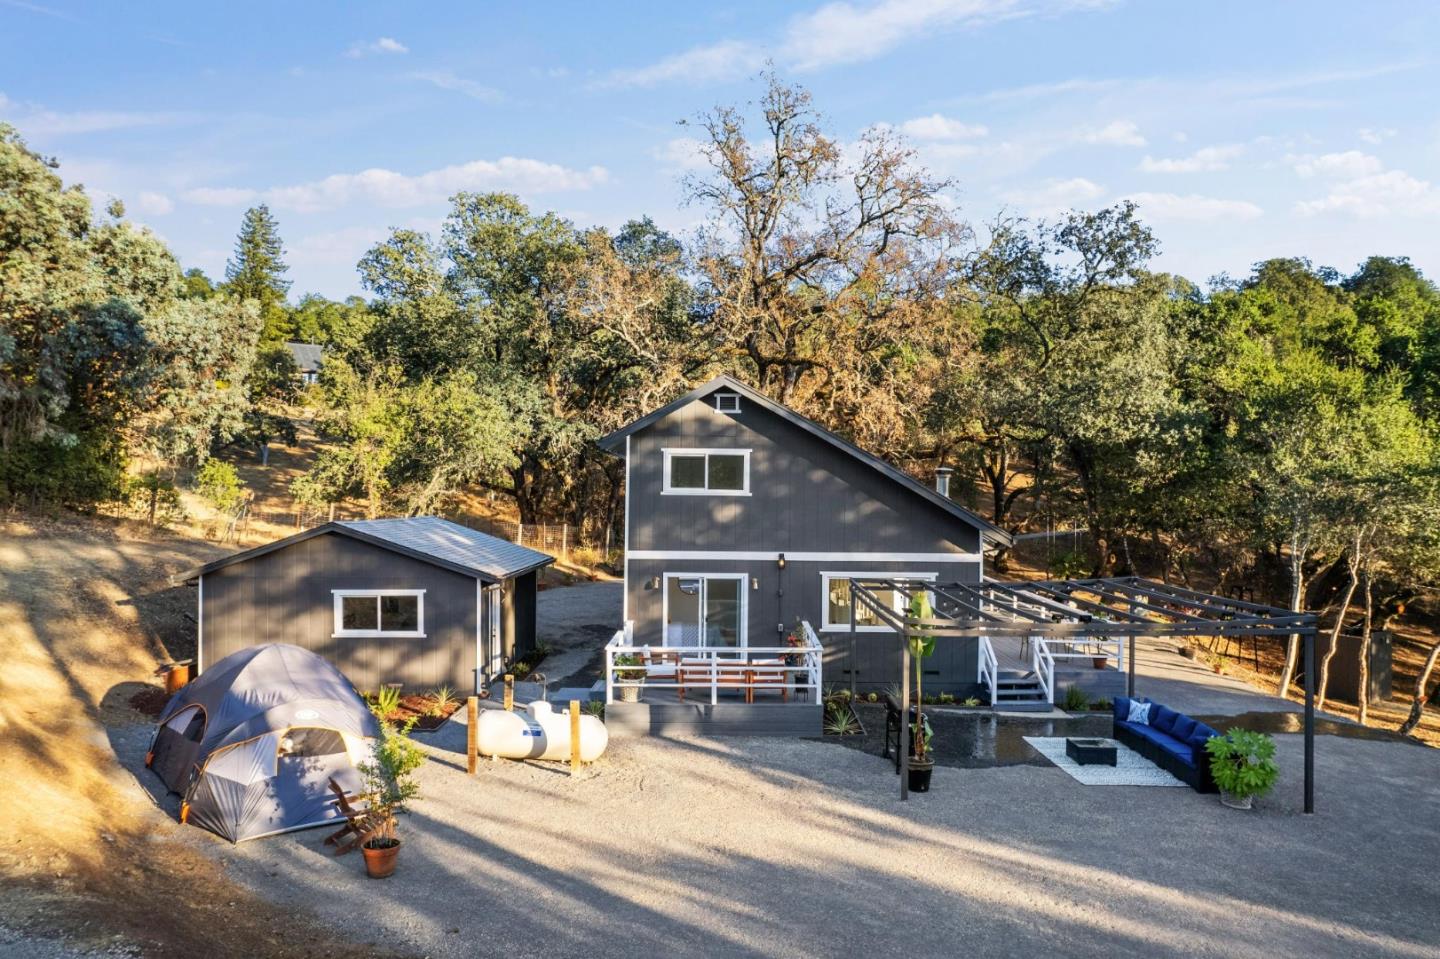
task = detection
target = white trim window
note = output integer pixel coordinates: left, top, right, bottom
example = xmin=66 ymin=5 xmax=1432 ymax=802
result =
xmin=332 ymin=589 xmax=426 ymax=638
xmin=819 ymin=572 xmax=937 ymax=632
xmin=713 ymin=392 xmax=741 ymax=413
xmin=661 ymin=448 xmax=751 ymax=496
xmin=661 ymin=573 xmax=747 ymax=648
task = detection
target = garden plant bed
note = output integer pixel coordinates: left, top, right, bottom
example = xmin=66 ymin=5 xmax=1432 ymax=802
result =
xmin=368 ymin=694 xmax=464 ymax=732
xmin=823 ymin=696 xmax=866 ymax=735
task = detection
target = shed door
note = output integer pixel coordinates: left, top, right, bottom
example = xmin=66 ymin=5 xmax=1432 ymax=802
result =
xmin=485 ymin=584 xmax=504 ymax=677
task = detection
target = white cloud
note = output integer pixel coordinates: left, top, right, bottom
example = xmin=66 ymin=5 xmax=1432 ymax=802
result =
xmin=1139 ymin=144 xmax=1243 ymax=173
xmin=897 ymin=113 xmax=988 ymax=140
xmin=410 ymin=71 xmax=503 ymax=103
xmin=134 ymin=191 xmax=174 ymax=215
xmin=1294 ymin=165 xmax=1440 ymax=219
xmin=346 ymin=37 xmax=408 ymax=58
xmin=1357 ymin=127 xmax=1396 ymax=145
xmin=653 ymin=137 xmax=711 ymax=173
xmin=1005 ymin=177 xmax=1105 ymax=213
xmin=185 ymin=157 xmax=610 ymax=213
xmin=10 ymin=106 xmax=188 ymax=137
xmin=598 ymin=39 xmax=765 ymax=89
xmin=1290 ymin=150 xmax=1383 ymax=179
xmin=1080 ymin=119 xmax=1146 ymax=147
xmin=598 ymin=0 xmax=1107 ymax=87
xmin=1123 ymin=192 xmax=1262 ymax=221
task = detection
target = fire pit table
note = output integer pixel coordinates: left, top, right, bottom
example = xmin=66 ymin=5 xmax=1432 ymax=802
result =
xmin=1065 ymin=737 xmax=1118 ymax=766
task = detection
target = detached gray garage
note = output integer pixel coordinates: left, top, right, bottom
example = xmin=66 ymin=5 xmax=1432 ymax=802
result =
xmin=173 ymin=516 xmax=554 ymax=694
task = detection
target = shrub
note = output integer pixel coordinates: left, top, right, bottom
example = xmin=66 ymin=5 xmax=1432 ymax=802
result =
xmin=1062 ymin=686 xmax=1089 ymax=711
xmin=195 ymin=458 xmax=244 ymax=513
xmin=961 ymin=697 xmax=981 ymax=708
xmin=426 ymin=684 xmax=456 ymax=717
xmin=1048 ymin=548 xmax=1091 ymax=580
xmin=372 ymin=685 xmax=402 ymax=721
xmin=1205 ymin=729 xmax=1279 ymax=801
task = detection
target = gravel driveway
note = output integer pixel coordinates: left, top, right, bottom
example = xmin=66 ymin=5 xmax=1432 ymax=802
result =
xmin=532 ymin=581 xmax=621 ymax=687
xmin=108 ymin=709 xmax=1440 ymax=959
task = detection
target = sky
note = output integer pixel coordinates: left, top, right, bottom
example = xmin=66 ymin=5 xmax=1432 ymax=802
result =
xmin=3 ymin=0 xmax=1439 ymax=299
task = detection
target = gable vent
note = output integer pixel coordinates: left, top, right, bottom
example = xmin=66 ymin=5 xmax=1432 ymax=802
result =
xmin=714 ymin=393 xmax=741 ymax=413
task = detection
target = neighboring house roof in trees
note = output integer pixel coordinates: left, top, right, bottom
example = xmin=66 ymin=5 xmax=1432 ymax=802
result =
xmin=284 ymin=341 xmax=324 ymax=374
xmin=597 ymin=374 xmax=1013 ymax=547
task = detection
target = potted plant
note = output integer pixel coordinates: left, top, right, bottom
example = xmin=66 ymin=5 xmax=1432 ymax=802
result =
xmin=357 ymin=717 xmax=427 ymax=878
xmin=613 ymin=653 xmax=645 ymax=702
xmin=1204 ymin=729 xmax=1279 ymax=810
xmin=907 ymin=592 xmax=937 ymax=792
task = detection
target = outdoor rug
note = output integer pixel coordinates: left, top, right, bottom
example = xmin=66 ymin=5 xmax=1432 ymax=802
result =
xmin=1022 ymin=737 xmax=1188 ymax=787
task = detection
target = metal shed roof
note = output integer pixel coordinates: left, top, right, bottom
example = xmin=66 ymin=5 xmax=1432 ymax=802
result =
xmin=595 ymin=374 xmax=1013 ymax=547
xmin=171 ymin=516 xmax=554 ymax=585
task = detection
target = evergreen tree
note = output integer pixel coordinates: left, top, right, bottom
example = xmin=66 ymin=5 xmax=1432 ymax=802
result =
xmin=224 ymin=204 xmax=292 ymax=342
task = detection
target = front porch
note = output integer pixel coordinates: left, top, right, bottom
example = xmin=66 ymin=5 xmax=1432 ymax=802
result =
xmin=603 ymin=621 xmax=825 ymax=737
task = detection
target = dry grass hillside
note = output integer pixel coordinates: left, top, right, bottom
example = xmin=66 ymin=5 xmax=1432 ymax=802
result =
xmin=0 ymin=513 xmax=412 ymax=957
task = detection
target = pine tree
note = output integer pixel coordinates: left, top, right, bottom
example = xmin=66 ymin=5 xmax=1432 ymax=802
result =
xmin=225 ymin=204 xmax=293 ymax=342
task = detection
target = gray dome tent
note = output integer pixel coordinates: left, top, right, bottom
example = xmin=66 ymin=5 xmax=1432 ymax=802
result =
xmin=146 ymin=643 xmax=381 ymax=843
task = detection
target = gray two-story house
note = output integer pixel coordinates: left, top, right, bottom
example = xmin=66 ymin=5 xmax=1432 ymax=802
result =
xmin=598 ymin=375 xmax=1012 ymax=694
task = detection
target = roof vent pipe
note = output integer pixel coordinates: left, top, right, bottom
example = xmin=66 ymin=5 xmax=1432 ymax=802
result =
xmin=934 ymin=466 xmax=954 ymax=498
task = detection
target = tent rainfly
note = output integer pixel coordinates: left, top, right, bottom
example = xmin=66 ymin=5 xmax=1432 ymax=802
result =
xmin=146 ymin=643 xmax=381 ymax=842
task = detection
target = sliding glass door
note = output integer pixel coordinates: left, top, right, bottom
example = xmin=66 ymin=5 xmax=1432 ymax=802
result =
xmin=663 ymin=574 xmax=745 ymax=649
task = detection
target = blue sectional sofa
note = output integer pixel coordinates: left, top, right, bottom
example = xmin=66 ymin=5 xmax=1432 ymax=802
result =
xmin=1112 ymin=696 xmax=1220 ymax=792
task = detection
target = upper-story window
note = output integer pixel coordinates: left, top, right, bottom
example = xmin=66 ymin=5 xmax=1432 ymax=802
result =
xmin=713 ymin=392 xmax=741 ymax=413
xmin=662 ymin=448 xmax=751 ymax=495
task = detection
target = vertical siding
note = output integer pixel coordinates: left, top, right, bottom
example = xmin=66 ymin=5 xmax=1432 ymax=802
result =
xmin=200 ymin=532 xmax=479 ymax=693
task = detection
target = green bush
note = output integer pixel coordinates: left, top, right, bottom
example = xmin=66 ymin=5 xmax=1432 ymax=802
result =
xmin=195 ymin=458 xmax=244 ymax=513
xmin=1205 ymin=729 xmax=1279 ymax=801
xmin=1048 ymin=548 xmax=1091 ymax=579
xmin=357 ymin=716 xmax=427 ymax=841
xmin=1061 ymin=685 xmax=1089 ymax=711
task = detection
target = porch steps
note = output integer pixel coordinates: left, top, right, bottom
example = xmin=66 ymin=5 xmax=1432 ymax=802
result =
xmin=993 ymin=670 xmax=1051 ymax=712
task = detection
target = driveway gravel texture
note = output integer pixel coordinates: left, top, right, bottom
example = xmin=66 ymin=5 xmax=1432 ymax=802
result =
xmin=102 ymin=581 xmax=1440 ymax=959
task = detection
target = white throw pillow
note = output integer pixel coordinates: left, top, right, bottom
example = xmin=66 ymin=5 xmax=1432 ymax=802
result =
xmin=1127 ymin=700 xmax=1152 ymax=725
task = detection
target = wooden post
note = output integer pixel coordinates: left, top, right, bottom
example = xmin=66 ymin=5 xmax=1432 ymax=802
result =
xmin=561 ymin=524 xmax=568 ymax=557
xmin=466 ymin=696 xmax=479 ymax=774
xmin=503 ymin=674 xmax=514 ymax=712
xmin=569 ymin=700 xmax=581 ymax=776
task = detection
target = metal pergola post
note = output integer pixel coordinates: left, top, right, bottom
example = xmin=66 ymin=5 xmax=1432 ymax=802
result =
xmin=1303 ymin=632 xmax=1315 ymax=815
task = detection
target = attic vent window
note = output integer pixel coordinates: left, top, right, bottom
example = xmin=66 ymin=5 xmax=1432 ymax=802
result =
xmin=714 ymin=393 xmax=741 ymax=413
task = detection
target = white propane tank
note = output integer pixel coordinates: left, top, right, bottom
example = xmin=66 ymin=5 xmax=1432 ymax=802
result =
xmin=475 ymin=701 xmax=608 ymax=762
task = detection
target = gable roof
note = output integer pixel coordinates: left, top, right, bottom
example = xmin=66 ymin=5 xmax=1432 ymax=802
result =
xmin=171 ymin=516 xmax=554 ymax=586
xmin=284 ymin=341 xmax=324 ymax=373
xmin=596 ymin=375 xmax=1013 ymax=547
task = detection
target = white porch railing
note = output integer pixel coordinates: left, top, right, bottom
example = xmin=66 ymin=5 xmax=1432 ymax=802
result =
xmin=978 ymin=635 xmax=999 ymax=706
xmin=1030 ymin=636 xmax=1125 ymax=703
xmin=604 ymin=620 xmax=823 ymax=706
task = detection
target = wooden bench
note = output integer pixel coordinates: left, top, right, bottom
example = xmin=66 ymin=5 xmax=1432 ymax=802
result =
xmin=323 ymin=777 xmax=381 ymax=855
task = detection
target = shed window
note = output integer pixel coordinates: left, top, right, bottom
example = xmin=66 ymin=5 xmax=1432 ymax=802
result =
xmin=662 ymin=449 xmax=750 ymax=495
xmin=714 ymin=393 xmax=741 ymax=413
xmin=333 ymin=590 xmax=425 ymax=638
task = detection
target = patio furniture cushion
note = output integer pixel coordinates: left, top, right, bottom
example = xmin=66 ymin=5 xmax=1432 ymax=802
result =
xmin=1169 ymin=714 xmax=1199 ymax=743
xmin=1188 ymin=722 xmax=1221 ymax=749
xmin=1149 ymin=704 xmax=1180 ymax=736
xmin=1126 ymin=699 xmax=1153 ymax=725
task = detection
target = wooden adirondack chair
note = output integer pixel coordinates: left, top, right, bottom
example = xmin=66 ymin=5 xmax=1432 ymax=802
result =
xmin=323 ymin=777 xmax=382 ymax=855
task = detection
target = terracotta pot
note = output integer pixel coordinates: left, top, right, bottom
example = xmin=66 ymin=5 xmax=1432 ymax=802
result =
xmin=1091 ymin=656 xmax=1107 ymax=670
xmin=362 ymin=837 xmax=401 ymax=878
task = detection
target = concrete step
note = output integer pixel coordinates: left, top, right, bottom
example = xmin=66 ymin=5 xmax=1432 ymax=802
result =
xmin=994 ymin=700 xmax=1054 ymax=713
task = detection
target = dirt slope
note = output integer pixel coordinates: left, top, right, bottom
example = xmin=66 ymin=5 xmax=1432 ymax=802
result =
xmin=0 ymin=513 xmax=412 ymax=958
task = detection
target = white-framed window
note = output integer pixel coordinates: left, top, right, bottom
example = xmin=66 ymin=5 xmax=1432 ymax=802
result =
xmin=662 ymin=573 xmax=747 ymax=648
xmin=819 ymin=572 xmax=937 ymax=632
xmin=713 ymin=392 xmax=741 ymax=413
xmin=332 ymin=589 xmax=426 ymax=638
xmin=662 ymin=448 xmax=751 ymax=495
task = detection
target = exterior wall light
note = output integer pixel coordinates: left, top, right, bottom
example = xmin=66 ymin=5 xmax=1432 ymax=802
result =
xmin=777 ymin=553 xmax=786 ymax=570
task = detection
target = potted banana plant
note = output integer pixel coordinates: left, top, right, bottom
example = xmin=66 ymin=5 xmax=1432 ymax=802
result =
xmin=1204 ymin=729 xmax=1279 ymax=810
xmin=907 ymin=592 xmax=937 ymax=792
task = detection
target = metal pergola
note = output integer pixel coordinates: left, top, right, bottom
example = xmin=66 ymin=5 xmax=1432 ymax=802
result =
xmin=846 ymin=576 xmax=1320 ymax=811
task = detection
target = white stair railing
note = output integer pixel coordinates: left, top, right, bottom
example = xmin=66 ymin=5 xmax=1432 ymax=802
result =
xmin=1031 ymin=635 xmax=1055 ymax=704
xmin=978 ymin=635 xmax=999 ymax=706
